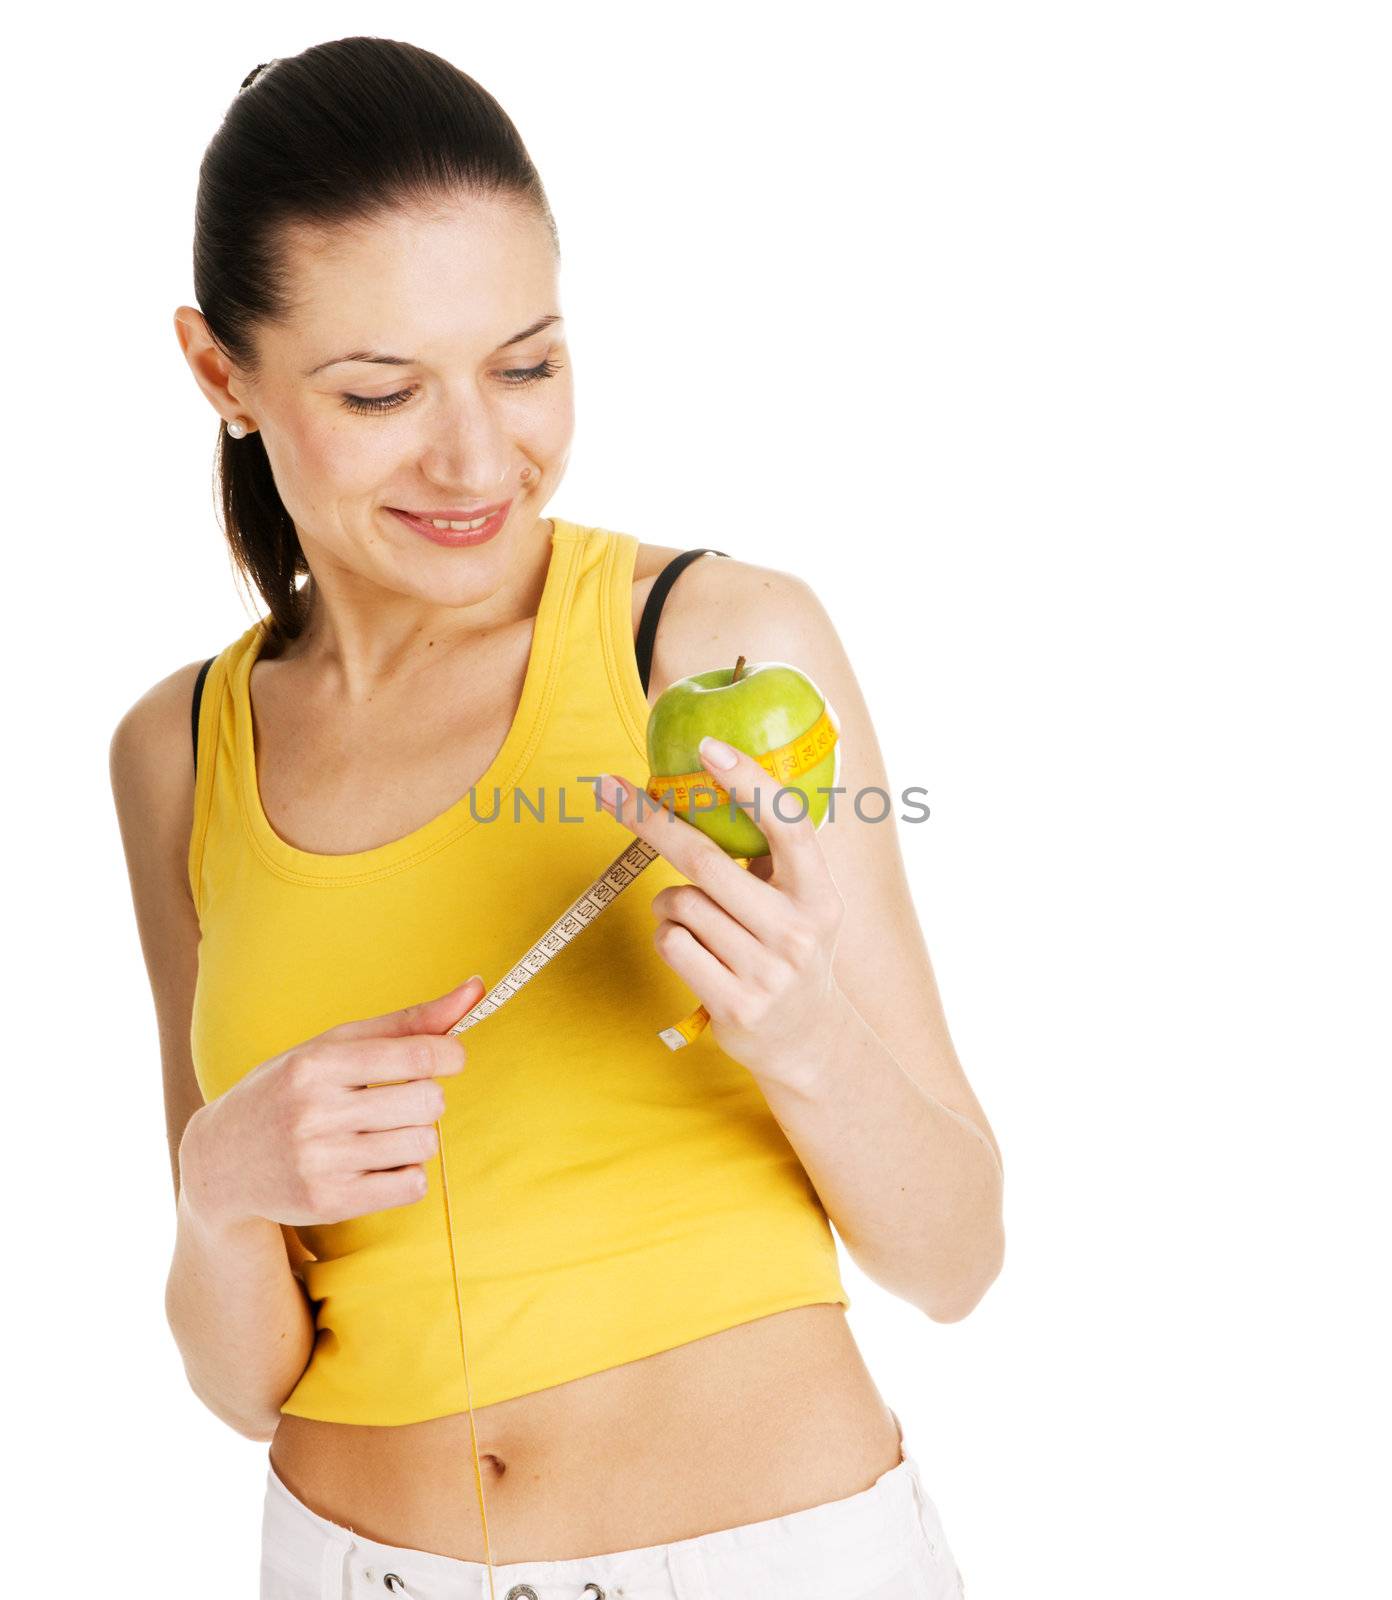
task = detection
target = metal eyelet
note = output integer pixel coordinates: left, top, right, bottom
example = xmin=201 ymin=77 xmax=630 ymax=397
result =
xmin=503 ymin=1587 xmax=539 ymax=1600
xmin=383 ymin=1577 xmax=408 ymax=1594
xmin=582 ymin=1586 xmax=606 ymax=1599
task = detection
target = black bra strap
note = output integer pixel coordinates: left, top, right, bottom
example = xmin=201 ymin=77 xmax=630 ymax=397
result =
xmin=636 ymin=549 xmax=730 ymax=696
xmin=192 ymin=656 xmax=216 ymax=776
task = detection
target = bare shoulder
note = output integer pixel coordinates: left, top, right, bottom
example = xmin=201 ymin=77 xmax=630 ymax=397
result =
xmin=108 ymin=659 xmax=215 ymax=1196
xmin=630 ymin=539 xmax=693 ymax=601
xmin=108 ymin=657 xmax=210 ymax=853
xmin=108 ymin=655 xmax=214 ymax=902
xmin=630 ymin=540 xmax=814 ymax=697
xmin=110 ymin=655 xmax=210 ymax=747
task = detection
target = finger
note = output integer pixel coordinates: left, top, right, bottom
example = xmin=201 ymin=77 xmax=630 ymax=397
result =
xmin=342 ymin=1166 xmax=432 ymax=1216
xmin=696 ymin=736 xmax=826 ymax=898
xmin=651 ymin=882 xmax=773 ymax=983
xmin=652 ymin=921 xmax=746 ymax=1020
xmin=338 ymin=1075 xmax=448 ymax=1133
xmin=601 ymin=772 xmax=788 ymax=946
xmin=319 ymin=975 xmax=486 ymax=1045
xmin=321 ymin=1031 xmax=467 ymax=1090
xmin=348 ymin=1122 xmax=440 ymax=1174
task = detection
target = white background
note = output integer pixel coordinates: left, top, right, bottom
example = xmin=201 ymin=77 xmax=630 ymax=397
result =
xmin=6 ymin=4 xmax=1388 ymax=1596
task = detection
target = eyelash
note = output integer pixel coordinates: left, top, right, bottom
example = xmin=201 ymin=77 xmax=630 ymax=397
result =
xmin=341 ymin=358 xmax=563 ymax=415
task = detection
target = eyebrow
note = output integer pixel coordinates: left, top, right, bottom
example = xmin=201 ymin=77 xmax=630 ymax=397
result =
xmin=303 ymin=315 xmax=563 ymax=376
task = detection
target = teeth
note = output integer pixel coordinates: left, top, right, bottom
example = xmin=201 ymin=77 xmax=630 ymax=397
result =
xmin=427 ymin=514 xmax=492 ymax=531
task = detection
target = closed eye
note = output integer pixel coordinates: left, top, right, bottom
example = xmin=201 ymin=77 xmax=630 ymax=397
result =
xmin=341 ymin=357 xmax=564 ymax=415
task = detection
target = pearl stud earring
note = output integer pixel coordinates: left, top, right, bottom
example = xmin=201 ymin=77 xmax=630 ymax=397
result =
xmin=227 ymin=418 xmax=248 ymax=439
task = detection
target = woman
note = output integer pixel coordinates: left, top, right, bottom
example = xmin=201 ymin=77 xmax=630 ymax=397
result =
xmin=110 ymin=36 xmax=1003 ymax=1600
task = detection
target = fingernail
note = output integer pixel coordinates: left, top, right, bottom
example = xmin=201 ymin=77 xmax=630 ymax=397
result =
xmin=700 ymin=735 xmax=738 ymax=770
xmin=597 ymin=773 xmax=623 ymax=809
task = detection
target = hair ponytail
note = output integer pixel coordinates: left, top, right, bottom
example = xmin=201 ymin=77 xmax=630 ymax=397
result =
xmin=215 ymin=427 xmax=309 ymax=648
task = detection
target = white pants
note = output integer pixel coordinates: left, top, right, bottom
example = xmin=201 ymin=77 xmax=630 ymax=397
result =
xmin=260 ymin=1412 xmax=966 ymax=1599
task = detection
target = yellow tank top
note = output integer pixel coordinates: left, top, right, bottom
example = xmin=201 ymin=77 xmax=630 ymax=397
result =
xmin=188 ymin=517 xmax=849 ymax=1427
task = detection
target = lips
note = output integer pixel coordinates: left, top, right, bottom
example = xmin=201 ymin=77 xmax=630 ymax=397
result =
xmin=390 ymin=500 xmax=511 ymax=521
xmin=388 ymin=503 xmax=511 ymax=548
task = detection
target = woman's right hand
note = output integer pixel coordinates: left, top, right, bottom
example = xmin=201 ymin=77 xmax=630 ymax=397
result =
xmin=179 ymin=975 xmax=487 ymax=1231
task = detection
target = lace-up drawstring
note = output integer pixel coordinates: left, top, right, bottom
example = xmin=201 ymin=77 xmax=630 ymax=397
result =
xmin=500 ymin=1585 xmax=606 ymax=1599
xmin=377 ymin=1578 xmax=607 ymax=1599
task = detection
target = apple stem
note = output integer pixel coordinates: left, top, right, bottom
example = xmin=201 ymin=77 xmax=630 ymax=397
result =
xmin=732 ymin=654 xmax=747 ymax=683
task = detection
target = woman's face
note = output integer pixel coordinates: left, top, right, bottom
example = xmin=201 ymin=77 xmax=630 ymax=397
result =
xmin=208 ymin=192 xmax=573 ymax=614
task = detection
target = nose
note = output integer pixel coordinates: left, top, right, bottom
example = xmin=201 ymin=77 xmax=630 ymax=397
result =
xmin=416 ymin=394 xmax=513 ymax=494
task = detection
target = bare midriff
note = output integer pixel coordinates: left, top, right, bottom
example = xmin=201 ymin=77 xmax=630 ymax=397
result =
xmin=268 ymin=1303 xmax=903 ymax=1563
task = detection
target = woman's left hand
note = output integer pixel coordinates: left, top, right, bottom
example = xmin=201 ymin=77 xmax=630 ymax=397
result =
xmin=595 ymin=735 xmax=849 ymax=1089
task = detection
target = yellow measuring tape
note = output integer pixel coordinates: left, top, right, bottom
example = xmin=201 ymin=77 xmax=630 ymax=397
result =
xmin=642 ymin=703 xmax=839 ymax=811
xmin=430 ymin=708 xmax=838 ymax=1596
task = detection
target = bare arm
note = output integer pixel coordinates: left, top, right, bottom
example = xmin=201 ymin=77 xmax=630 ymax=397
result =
xmin=624 ymin=556 xmax=1005 ymax=1320
xmin=109 ymin=660 xmax=314 ymax=1441
xmin=171 ymin=1119 xmax=316 ymax=1441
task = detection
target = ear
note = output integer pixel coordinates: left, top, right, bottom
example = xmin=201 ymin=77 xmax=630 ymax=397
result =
xmin=172 ymin=304 xmax=256 ymax=430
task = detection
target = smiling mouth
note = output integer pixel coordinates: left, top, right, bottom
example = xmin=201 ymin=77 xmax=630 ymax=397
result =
xmin=385 ymin=504 xmax=515 ymax=546
xmin=387 ymin=499 xmax=513 ymax=530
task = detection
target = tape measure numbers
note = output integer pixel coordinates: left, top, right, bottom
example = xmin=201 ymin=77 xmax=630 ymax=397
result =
xmin=445 ymin=837 xmax=661 ymax=1035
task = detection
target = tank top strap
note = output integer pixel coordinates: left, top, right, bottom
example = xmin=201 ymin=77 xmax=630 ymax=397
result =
xmin=545 ymin=519 xmax=654 ymax=767
xmin=191 ymin=655 xmax=216 ymax=774
xmin=188 ymin=619 xmax=266 ymax=921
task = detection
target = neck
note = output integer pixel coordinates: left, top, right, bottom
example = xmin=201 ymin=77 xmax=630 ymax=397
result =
xmin=279 ymin=516 xmax=555 ymax=703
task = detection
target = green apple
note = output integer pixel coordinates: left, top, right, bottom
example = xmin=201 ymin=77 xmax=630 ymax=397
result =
xmin=645 ymin=655 xmax=841 ymax=856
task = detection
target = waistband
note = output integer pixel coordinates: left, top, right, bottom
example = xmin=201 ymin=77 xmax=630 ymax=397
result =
xmin=263 ymin=1410 xmax=941 ymax=1599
